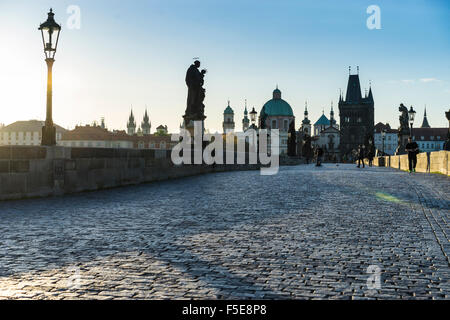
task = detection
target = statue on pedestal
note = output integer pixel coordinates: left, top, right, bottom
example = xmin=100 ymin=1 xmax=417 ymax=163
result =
xmin=444 ymin=110 xmax=450 ymax=151
xmin=395 ymin=103 xmax=410 ymax=155
xmin=183 ymin=60 xmax=207 ymax=129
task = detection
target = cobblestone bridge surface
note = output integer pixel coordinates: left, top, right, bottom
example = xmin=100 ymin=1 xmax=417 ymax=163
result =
xmin=0 ymin=164 xmax=448 ymax=299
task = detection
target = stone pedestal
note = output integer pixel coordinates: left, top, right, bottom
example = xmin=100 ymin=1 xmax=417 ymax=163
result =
xmin=41 ymin=125 xmax=56 ymax=146
xmin=395 ymin=132 xmax=409 ymax=155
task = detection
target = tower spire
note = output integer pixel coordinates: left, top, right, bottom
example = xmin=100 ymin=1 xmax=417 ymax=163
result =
xmin=420 ymin=105 xmax=430 ymax=128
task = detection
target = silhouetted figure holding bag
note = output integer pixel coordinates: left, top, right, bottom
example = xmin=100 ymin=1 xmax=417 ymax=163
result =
xmin=405 ymin=137 xmax=419 ymax=173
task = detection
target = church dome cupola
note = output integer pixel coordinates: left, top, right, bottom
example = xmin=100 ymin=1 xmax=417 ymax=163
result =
xmin=273 ymin=85 xmax=282 ymax=100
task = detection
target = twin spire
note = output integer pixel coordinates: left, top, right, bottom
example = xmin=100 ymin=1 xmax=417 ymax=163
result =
xmin=128 ymin=107 xmax=151 ymax=135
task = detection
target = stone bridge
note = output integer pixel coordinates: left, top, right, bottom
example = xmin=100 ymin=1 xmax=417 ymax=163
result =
xmin=0 ymin=164 xmax=448 ymax=299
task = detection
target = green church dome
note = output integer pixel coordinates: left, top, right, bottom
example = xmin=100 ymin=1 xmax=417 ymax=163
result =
xmin=224 ymin=101 xmax=234 ymax=114
xmin=314 ymin=113 xmax=330 ymax=126
xmin=260 ymin=88 xmax=294 ymax=117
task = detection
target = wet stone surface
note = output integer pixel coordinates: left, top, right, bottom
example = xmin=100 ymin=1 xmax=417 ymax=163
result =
xmin=0 ymin=164 xmax=448 ymax=299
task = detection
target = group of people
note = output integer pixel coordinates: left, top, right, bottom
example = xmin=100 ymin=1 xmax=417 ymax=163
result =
xmin=312 ymin=138 xmax=419 ymax=172
xmin=355 ymin=145 xmax=371 ymax=168
xmin=355 ymin=145 xmax=375 ymax=168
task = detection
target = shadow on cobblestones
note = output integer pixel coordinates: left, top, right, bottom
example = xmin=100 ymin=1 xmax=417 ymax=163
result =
xmin=0 ymin=164 xmax=448 ymax=299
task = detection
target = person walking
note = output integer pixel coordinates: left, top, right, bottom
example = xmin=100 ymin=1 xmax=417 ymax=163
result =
xmin=405 ymin=137 xmax=419 ymax=173
xmin=356 ymin=145 xmax=365 ymax=168
xmin=315 ymin=146 xmax=323 ymax=167
xmin=368 ymin=150 xmax=374 ymax=167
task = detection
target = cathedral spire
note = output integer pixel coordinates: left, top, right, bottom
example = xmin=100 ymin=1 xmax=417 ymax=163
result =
xmin=420 ymin=106 xmax=431 ymax=128
xmin=141 ymin=106 xmax=151 ymax=135
xmin=127 ymin=107 xmax=136 ymax=135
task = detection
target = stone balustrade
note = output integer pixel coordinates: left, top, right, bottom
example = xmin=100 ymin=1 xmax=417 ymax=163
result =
xmin=370 ymin=151 xmax=449 ymax=175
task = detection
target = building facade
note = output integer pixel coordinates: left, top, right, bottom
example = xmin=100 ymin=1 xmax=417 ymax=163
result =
xmin=338 ymin=71 xmax=374 ymax=156
xmin=373 ymin=122 xmax=398 ymax=155
xmin=60 ymin=124 xmax=176 ymax=150
xmin=60 ymin=125 xmax=134 ymax=148
xmin=312 ymin=106 xmax=340 ymax=159
xmin=0 ymin=120 xmax=66 ymax=146
xmin=412 ymin=128 xmax=447 ymax=152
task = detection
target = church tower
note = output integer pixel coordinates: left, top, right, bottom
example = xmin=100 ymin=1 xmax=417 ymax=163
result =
xmin=329 ymin=102 xmax=337 ymax=128
xmin=242 ymin=100 xmax=250 ymax=132
xmin=223 ymin=100 xmax=235 ymax=133
xmin=141 ymin=108 xmax=151 ymax=135
xmin=301 ymin=101 xmax=311 ymax=135
xmin=127 ymin=109 xmax=136 ymax=135
xmin=338 ymin=67 xmax=374 ymax=156
xmin=420 ymin=107 xmax=431 ymax=128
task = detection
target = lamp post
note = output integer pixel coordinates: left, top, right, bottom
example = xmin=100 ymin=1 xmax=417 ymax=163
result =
xmin=249 ymin=107 xmax=258 ymax=154
xmin=39 ymin=9 xmax=61 ymax=146
xmin=249 ymin=107 xmax=257 ymax=130
xmin=408 ymin=106 xmax=416 ymax=139
xmin=381 ymin=129 xmax=386 ymax=155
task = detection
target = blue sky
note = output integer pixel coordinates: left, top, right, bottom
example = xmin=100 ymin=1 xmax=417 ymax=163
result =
xmin=0 ymin=0 xmax=449 ymax=132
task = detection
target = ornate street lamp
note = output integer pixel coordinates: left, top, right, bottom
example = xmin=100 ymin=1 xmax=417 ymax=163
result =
xmin=39 ymin=8 xmax=61 ymax=146
xmin=408 ymin=106 xmax=416 ymax=138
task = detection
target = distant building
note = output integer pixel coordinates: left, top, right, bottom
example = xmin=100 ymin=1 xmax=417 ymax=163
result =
xmin=259 ymin=87 xmax=295 ymax=155
xmin=412 ymin=128 xmax=447 ymax=152
xmin=313 ymin=105 xmax=338 ymax=136
xmin=60 ymin=125 xmax=133 ymax=148
xmin=134 ymin=134 xmax=176 ymax=150
xmin=60 ymin=124 xmax=176 ymax=150
xmin=313 ymin=106 xmax=340 ymax=158
xmin=155 ymin=125 xmax=168 ymax=135
xmin=223 ymin=101 xmax=235 ymax=133
xmin=0 ymin=120 xmax=66 ymax=146
xmin=373 ymin=122 xmax=398 ymax=155
xmin=338 ymin=69 xmax=374 ymax=156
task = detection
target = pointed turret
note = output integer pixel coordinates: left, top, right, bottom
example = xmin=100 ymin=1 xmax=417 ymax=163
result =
xmin=301 ymin=101 xmax=311 ymax=135
xmin=141 ymin=108 xmax=151 ymax=135
xmin=127 ymin=108 xmax=136 ymax=135
xmin=242 ymin=99 xmax=250 ymax=131
xmin=421 ymin=107 xmax=431 ymax=128
xmin=367 ymin=85 xmax=374 ymax=103
xmin=345 ymin=74 xmax=362 ymax=103
xmin=329 ymin=102 xmax=335 ymax=127
xmin=302 ymin=101 xmax=310 ymax=125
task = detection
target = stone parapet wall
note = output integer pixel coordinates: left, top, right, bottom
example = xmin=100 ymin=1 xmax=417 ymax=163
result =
xmin=373 ymin=151 xmax=449 ymax=176
xmin=0 ymin=146 xmax=260 ymax=201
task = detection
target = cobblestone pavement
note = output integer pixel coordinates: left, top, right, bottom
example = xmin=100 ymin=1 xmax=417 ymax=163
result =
xmin=0 ymin=164 xmax=448 ymax=299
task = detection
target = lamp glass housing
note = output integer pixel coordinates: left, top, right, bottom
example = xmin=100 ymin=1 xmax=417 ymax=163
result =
xmin=39 ymin=9 xmax=61 ymax=59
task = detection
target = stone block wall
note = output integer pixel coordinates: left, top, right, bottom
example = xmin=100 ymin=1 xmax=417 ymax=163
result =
xmin=429 ymin=151 xmax=448 ymax=175
xmin=0 ymin=146 xmax=260 ymax=201
xmin=374 ymin=151 xmax=449 ymax=176
xmin=415 ymin=152 xmax=429 ymax=173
